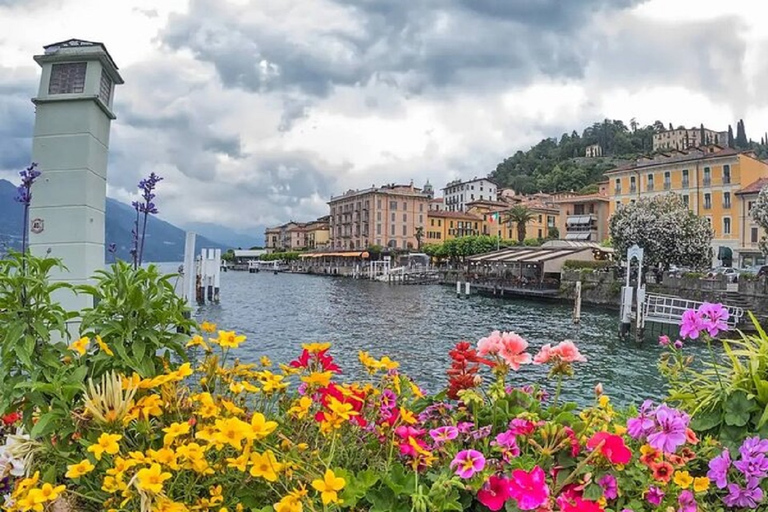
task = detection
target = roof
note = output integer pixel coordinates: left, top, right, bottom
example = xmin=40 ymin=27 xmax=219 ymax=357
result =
xmin=41 ymin=39 xmax=121 ymax=78
xmin=465 ymin=199 xmax=509 ymax=208
xmin=605 ymin=147 xmax=742 ymax=175
xmin=299 ymin=251 xmax=369 ymax=258
xmin=427 ymin=210 xmax=483 ymax=221
xmin=467 ymin=246 xmax=588 ymax=264
xmin=736 ymin=177 xmax=768 ymax=195
xmin=329 ymin=184 xmax=429 ymax=202
xmin=554 ymin=193 xmax=610 ymax=204
xmin=430 ymin=197 xmax=444 ymax=203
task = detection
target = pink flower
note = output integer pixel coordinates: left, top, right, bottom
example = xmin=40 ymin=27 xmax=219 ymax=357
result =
xmin=477 ymin=475 xmax=512 ymax=511
xmin=679 ymin=309 xmax=705 ymax=339
xmin=450 ymin=449 xmax=486 ymax=479
xmin=508 ymin=418 xmax=536 ymax=436
xmin=699 ymin=302 xmax=729 ymax=337
xmin=533 ymin=343 xmax=554 ymax=364
xmin=429 ymin=426 xmax=459 ymax=444
xmin=508 ymin=466 xmax=550 ymax=510
xmin=587 ymin=431 xmax=632 ymax=464
xmin=478 ymin=331 xmax=503 ymax=356
xmin=553 ymin=340 xmax=586 ymax=362
xmin=498 ymin=332 xmax=532 ymax=370
xmin=658 ymin=335 xmax=670 ymax=346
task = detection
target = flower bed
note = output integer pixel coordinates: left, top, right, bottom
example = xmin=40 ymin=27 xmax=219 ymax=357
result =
xmin=0 ymin=260 xmax=767 ymax=511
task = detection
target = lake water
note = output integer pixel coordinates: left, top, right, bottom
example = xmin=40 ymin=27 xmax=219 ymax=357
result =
xmin=189 ymin=270 xmax=686 ymax=406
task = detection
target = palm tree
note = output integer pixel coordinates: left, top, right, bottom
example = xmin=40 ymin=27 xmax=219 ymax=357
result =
xmin=504 ymin=205 xmax=535 ymax=243
xmin=414 ymin=227 xmax=424 ymax=250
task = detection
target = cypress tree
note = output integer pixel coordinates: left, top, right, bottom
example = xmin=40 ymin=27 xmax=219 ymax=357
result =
xmin=727 ymin=125 xmax=735 ymax=148
xmin=736 ymin=119 xmax=748 ymax=148
xmin=700 ymin=123 xmax=705 ymax=146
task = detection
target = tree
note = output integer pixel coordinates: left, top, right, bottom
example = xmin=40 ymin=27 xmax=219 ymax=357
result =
xmin=505 ymin=205 xmax=535 ymax=243
xmin=727 ymin=125 xmax=735 ymax=148
xmin=548 ymin=226 xmax=560 ymax=239
xmin=700 ymin=123 xmax=705 ymax=146
xmin=630 ymin=118 xmax=638 ymax=132
xmin=609 ymin=194 xmax=712 ymax=271
xmin=736 ymin=119 xmax=748 ymax=149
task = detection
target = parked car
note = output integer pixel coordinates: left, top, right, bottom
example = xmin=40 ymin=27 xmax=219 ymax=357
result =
xmin=709 ymin=266 xmax=740 ymax=282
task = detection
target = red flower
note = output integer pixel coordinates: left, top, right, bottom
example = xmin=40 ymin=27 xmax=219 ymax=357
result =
xmin=685 ymin=428 xmax=699 ymax=445
xmin=650 ymin=460 xmax=674 ymax=483
xmin=1 ymin=412 xmax=20 ymax=426
xmin=477 ymin=475 xmax=512 ymax=511
xmin=315 ymin=383 xmax=367 ymax=427
xmin=586 ymin=432 xmax=632 ymax=464
xmin=561 ymin=497 xmax=604 ymax=512
xmin=446 ymin=342 xmax=494 ymax=400
xmin=289 ymin=349 xmax=311 ymax=369
xmin=316 ymin=349 xmax=340 ymax=373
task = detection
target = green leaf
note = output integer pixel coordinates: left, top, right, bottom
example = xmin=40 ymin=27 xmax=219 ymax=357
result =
xmin=690 ymin=409 xmax=722 ymax=432
xmin=31 ymin=411 xmax=62 ymax=438
xmin=724 ymin=391 xmax=758 ymax=427
xmin=582 ymin=482 xmax=603 ymax=501
xmin=385 ymin=464 xmax=417 ymax=496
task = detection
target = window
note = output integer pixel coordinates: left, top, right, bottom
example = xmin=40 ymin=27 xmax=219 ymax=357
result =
xmin=438 ymin=220 xmax=441 ymax=227
xmin=450 ymin=221 xmax=454 ymax=228
xmin=403 ymin=213 xmax=407 ymax=222
xmin=378 ymin=199 xmax=382 ymax=208
xmin=391 ymin=212 xmax=395 ymax=222
xmin=752 ymin=227 xmax=759 ymax=244
xmin=723 ymin=192 xmax=731 ymax=209
xmin=538 ymin=215 xmax=542 ymax=223
xmin=48 ymin=62 xmax=87 ymax=94
xmin=99 ymin=69 xmax=113 ymax=105
xmin=403 ymin=202 xmax=407 ymax=210
xmin=614 ymin=179 xmax=621 ymax=194
xmin=682 ymin=169 xmax=689 ymax=188
xmin=647 ymin=173 xmax=654 ymax=191
xmin=723 ymin=217 xmax=731 ymax=235
xmin=664 ymin=171 xmax=671 ymax=189
xmin=704 ymin=193 xmax=712 ymax=209
xmin=402 ymin=225 xmax=407 ymax=236
xmin=589 ymin=203 xmax=595 ymax=214
xmin=430 ymin=218 xmax=434 ymax=227
xmin=538 ymin=229 xmax=542 ymax=238
xmin=377 ymin=211 xmax=381 ymax=221
xmin=390 ymin=224 xmax=395 ymax=235
xmin=723 ymin=165 xmax=731 ymax=184
xmin=419 ymin=214 xmax=423 ymax=223
xmin=419 ymin=204 xmax=423 ymax=212
xmin=377 ymin=224 xmax=381 ymax=235
xmin=390 ymin=201 xmax=397 ymax=210
xmin=749 ymin=201 xmax=755 ymax=212
xmin=630 ymin=176 xmax=636 ymax=193
xmin=703 ymin=167 xmax=711 ymax=186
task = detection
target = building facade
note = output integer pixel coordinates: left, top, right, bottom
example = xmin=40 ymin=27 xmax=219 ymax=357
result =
xmin=735 ymin=178 xmax=768 ymax=268
xmin=585 ymin=144 xmax=603 ymax=158
xmin=264 ymin=217 xmax=329 ymax=252
xmin=652 ymin=127 xmax=728 ymax=151
xmin=443 ymin=178 xmax=497 ymax=212
xmin=555 ymin=192 xmax=610 ymax=242
xmin=426 ymin=211 xmax=483 ymax=242
xmin=606 ymin=147 xmax=768 ymax=266
xmin=328 ymin=183 xmax=431 ymax=250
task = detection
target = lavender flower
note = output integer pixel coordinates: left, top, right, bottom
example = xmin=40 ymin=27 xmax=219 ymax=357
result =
xmin=470 ymin=425 xmax=492 ymax=440
xmin=14 ymin=163 xmax=40 ymax=258
xmin=734 ymin=453 xmax=768 ymax=480
xmin=739 ymin=436 xmax=768 ymax=459
xmin=646 ymin=486 xmax=664 ymax=506
xmin=708 ymin=449 xmax=732 ymax=489
xmin=627 ymin=400 xmax=656 ymax=439
xmin=131 ymin=172 xmax=164 ymax=267
xmin=598 ymin=474 xmax=618 ymax=500
xmin=677 ymin=490 xmax=696 ymax=512
xmin=723 ymin=479 xmax=764 ymax=508
xmin=646 ymin=404 xmax=689 ymax=453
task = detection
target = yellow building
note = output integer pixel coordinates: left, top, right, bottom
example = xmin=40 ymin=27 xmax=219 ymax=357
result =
xmin=426 ymin=210 xmax=483 ymax=242
xmin=735 ymin=177 xmax=768 ymax=268
xmin=465 ymin=199 xmax=558 ymax=242
xmin=605 ymin=146 xmax=768 ymax=266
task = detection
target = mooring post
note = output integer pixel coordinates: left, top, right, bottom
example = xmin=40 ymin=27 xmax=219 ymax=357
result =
xmin=573 ymin=280 xmax=582 ymax=324
xmin=181 ymin=232 xmax=196 ymax=308
xmin=456 ymin=281 xmax=461 ymax=298
xmin=464 ymin=281 xmax=470 ymax=297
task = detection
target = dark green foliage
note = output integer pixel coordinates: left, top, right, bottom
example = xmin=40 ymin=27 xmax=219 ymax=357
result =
xmin=736 ymin=119 xmax=749 ymax=149
xmin=260 ymin=251 xmax=301 ymax=261
xmin=423 ymin=235 xmax=517 ymax=263
xmin=77 ymin=261 xmax=193 ymax=377
xmin=490 ymin=119 xmax=657 ymax=194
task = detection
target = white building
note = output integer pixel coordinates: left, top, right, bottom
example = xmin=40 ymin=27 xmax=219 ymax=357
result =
xmin=442 ymin=178 xmax=497 ymax=212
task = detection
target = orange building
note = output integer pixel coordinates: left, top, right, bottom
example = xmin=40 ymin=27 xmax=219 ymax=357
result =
xmin=554 ymin=182 xmax=610 ymax=242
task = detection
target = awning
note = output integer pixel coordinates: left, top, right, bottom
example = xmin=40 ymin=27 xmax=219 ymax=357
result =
xmin=566 ymin=215 xmax=592 ymax=226
xmin=565 ymin=233 xmax=592 ymax=241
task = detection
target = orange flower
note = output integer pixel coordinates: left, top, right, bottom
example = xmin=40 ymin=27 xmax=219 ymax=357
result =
xmin=639 ymin=445 xmax=661 ymax=467
xmin=685 ymin=428 xmax=699 ymax=445
xmin=651 ymin=460 xmax=674 ymax=483
xmin=680 ymin=447 xmax=697 ymax=463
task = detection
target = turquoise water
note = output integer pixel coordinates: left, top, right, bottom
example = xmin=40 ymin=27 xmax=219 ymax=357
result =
xmin=192 ymin=271 xmax=689 ymax=406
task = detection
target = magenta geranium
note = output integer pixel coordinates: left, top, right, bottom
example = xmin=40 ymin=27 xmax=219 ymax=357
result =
xmin=477 ymin=475 xmax=512 ymax=511
xmin=429 ymin=426 xmax=458 ymax=444
xmin=508 ymin=466 xmax=550 ymax=510
xmin=450 ymin=449 xmax=486 ymax=479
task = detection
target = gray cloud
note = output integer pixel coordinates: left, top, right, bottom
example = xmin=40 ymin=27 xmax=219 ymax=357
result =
xmin=0 ymin=68 xmax=37 ymax=172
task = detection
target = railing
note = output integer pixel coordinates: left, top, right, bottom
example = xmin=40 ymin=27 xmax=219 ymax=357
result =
xmin=643 ymin=293 xmax=743 ymax=328
xmin=664 ymin=182 xmax=671 ymax=190
xmin=703 ymin=177 xmax=711 ymax=186
xmin=682 ymin=179 xmax=689 ymax=188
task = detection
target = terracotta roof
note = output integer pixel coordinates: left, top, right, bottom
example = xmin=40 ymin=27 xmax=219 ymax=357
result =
xmin=427 ymin=210 xmax=483 ymax=221
xmin=736 ymin=177 xmax=768 ymax=195
xmin=554 ymin=193 xmax=610 ymax=204
xmin=465 ymin=199 xmax=509 ymax=207
xmin=430 ymin=197 xmax=444 ymax=203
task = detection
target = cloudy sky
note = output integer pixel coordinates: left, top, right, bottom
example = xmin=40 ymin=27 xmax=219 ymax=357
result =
xmin=1 ymin=0 xmax=767 ymax=233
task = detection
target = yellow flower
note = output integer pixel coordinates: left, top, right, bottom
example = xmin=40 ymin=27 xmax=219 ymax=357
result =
xmin=162 ymin=422 xmax=191 ymax=446
xmin=107 ymin=456 xmax=137 ymax=477
xmin=148 ymin=448 xmax=180 ymax=469
xmin=102 ymin=474 xmax=127 ymax=493
xmin=302 ymin=342 xmax=331 ymax=353
xmin=614 ymin=425 xmax=628 ymax=436
xmin=94 ymin=335 xmax=114 ymax=356
xmin=200 ymin=321 xmax=217 ymax=333
xmin=69 ymin=336 xmax=90 ymax=356
xmin=217 ymin=330 xmax=246 ymax=349
xmin=399 ymin=407 xmax=417 ymax=425
xmin=409 ymin=381 xmax=424 ymax=398
xmin=249 ymin=451 xmax=282 ymax=481
xmin=171 ymin=363 xmax=194 ymax=380
xmin=155 ymin=498 xmax=190 ymax=512
xmin=16 ymin=492 xmax=43 ymax=512
xmin=221 ymin=400 xmax=245 ymax=416
xmin=187 ymin=335 xmax=209 ymax=350
xmin=65 ymin=460 xmax=95 ymax=479
xmin=214 ymin=417 xmax=253 ymax=450
xmin=259 ymin=372 xmax=288 ymax=393
xmin=136 ymin=394 xmax=163 ymax=419
xmin=598 ymin=395 xmax=610 ymax=408
xmin=673 ymin=470 xmax=693 ymax=489
xmin=326 ymin=397 xmax=357 ymax=421
xmin=311 ymin=469 xmax=345 ymax=505
xmin=87 ymin=433 xmax=122 ymax=461
xmin=251 ymin=412 xmax=278 ymax=439
xmin=273 ymin=495 xmax=303 ymax=512
xmin=135 ymin=463 xmax=172 ymax=494
xmin=35 ymin=482 xmax=66 ymax=503
xmin=260 ymin=356 xmax=272 ymax=367
xmin=226 ymin=452 xmax=250 ymax=472
xmin=301 ymin=371 xmax=333 ymax=387
xmin=288 ymin=396 xmax=313 ymax=420
xmin=693 ymin=476 xmax=710 ymax=493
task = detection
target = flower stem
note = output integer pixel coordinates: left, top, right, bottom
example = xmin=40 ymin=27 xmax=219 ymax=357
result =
xmin=705 ymin=337 xmax=726 ymax=395
xmin=552 ymin=374 xmax=564 ymax=409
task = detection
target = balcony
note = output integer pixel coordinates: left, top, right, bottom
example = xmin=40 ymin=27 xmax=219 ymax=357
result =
xmin=565 ymin=215 xmax=597 ymax=235
xmin=614 ymin=187 xmax=621 ymax=194
xmin=664 ymin=182 xmax=671 ymax=190
xmin=647 ymin=183 xmax=654 ymax=191
xmin=629 ymin=185 xmax=637 ymax=193
xmin=682 ymin=179 xmax=689 ymax=188
xmin=723 ymin=175 xmax=731 ymax=184
xmin=703 ymin=177 xmax=711 ymax=186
